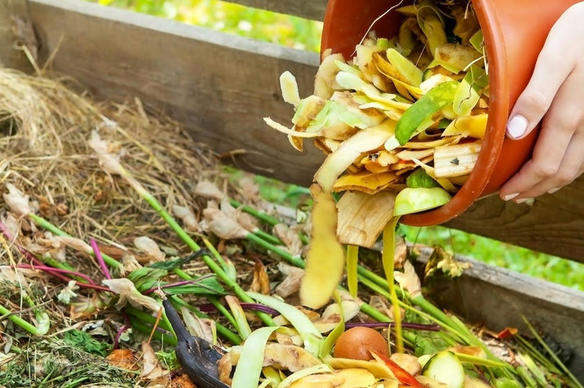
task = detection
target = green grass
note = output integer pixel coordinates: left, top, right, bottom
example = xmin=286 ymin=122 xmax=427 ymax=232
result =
xmin=86 ymin=0 xmax=323 ymax=52
xmin=83 ymin=0 xmax=584 ymax=291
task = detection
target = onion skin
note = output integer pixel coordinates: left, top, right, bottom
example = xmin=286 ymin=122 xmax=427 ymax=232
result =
xmin=333 ymin=327 xmax=390 ymax=360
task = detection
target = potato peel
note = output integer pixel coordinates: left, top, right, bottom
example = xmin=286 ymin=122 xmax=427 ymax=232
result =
xmin=300 ymin=185 xmax=345 ymax=310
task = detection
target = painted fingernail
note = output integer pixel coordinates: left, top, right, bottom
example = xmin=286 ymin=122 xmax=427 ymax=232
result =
xmin=515 ymin=198 xmax=534 ymax=206
xmin=507 ymin=115 xmax=528 ymax=139
xmin=548 ymin=187 xmax=561 ymax=195
xmin=503 ymin=193 xmax=520 ymax=201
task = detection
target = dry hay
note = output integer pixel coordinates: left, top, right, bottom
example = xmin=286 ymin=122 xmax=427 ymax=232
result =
xmin=0 ymin=68 xmax=231 ymax=270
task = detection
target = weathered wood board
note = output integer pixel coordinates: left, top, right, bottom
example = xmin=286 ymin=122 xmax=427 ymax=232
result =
xmin=414 ymin=247 xmax=584 ymax=381
xmin=225 ymin=0 xmax=326 ymax=21
xmin=0 ymin=0 xmax=33 ymax=72
xmin=1 ymin=0 xmax=584 ymax=263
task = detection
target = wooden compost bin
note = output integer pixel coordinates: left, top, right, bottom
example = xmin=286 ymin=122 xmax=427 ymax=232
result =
xmin=1 ymin=0 xmax=583 ymax=381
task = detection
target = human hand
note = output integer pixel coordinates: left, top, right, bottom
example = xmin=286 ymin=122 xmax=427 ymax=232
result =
xmin=500 ymin=2 xmax=584 ymax=203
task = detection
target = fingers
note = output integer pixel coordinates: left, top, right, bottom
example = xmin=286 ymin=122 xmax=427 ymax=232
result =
xmin=520 ymin=132 xmax=584 ymax=198
xmin=506 ymin=23 xmax=575 ymax=140
xmin=501 ymin=67 xmax=584 ymax=200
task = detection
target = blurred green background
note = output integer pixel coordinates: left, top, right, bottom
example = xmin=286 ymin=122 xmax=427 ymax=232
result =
xmin=85 ymin=0 xmax=583 ymax=291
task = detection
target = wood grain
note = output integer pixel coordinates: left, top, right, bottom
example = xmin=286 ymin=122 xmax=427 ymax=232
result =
xmin=3 ymin=0 xmax=584 ymax=262
xmin=0 ymin=0 xmax=33 ymax=71
xmin=414 ymin=247 xmax=584 ymax=381
xmin=224 ymin=0 xmax=327 ymax=21
xmin=26 ymin=0 xmax=324 ymax=186
xmin=446 ymin=178 xmax=584 ymax=262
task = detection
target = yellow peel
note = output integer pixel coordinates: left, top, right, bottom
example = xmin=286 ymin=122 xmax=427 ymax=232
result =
xmin=264 ymin=118 xmax=321 ymax=138
xmin=280 ymin=71 xmax=301 ymax=107
xmin=315 ymin=121 xmax=395 ymax=192
xmin=300 ymin=185 xmax=345 ymax=310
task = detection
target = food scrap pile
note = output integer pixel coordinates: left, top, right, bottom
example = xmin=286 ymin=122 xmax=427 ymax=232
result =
xmin=264 ymin=0 xmax=492 ymax=348
xmin=267 ymin=2 xmax=488 ymax=209
xmin=0 ymin=3 xmax=581 ymax=388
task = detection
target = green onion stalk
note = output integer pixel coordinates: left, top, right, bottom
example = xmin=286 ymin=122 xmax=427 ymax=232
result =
xmin=99 ymin=158 xmax=276 ymax=328
xmin=28 ymin=210 xmax=242 ymax=344
xmin=233 ymin=201 xmax=525 ymax=368
xmin=0 ymin=303 xmax=44 ymax=336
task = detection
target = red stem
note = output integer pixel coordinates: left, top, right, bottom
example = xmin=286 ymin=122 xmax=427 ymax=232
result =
xmin=90 ymin=238 xmax=112 ymax=280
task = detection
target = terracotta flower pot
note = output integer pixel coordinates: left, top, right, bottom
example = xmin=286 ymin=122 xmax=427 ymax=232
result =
xmin=321 ymin=0 xmax=580 ymax=226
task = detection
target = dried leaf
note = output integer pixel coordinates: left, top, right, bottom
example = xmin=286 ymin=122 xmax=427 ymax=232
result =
xmin=0 ymin=266 xmax=40 ymax=284
xmin=273 ymin=224 xmax=304 ymax=257
xmin=122 ymin=254 xmax=143 ymax=274
xmin=425 ymin=247 xmax=471 ymax=278
xmin=238 ymin=175 xmax=261 ymax=202
xmin=194 ymin=180 xmax=224 ymax=201
xmin=314 ymin=299 xmax=362 ymax=333
xmin=134 ymin=236 xmax=165 ymax=262
xmin=3 ymin=184 xmax=31 ymax=217
xmin=89 ymin=131 xmax=125 ymax=176
xmin=141 ymin=342 xmax=168 ymax=381
xmin=250 ymin=260 xmax=271 ymax=295
xmin=170 ymin=373 xmax=198 ymax=388
xmin=202 ymin=206 xmax=248 ymax=240
xmin=172 ymin=205 xmax=199 ymax=232
xmin=394 ymin=261 xmax=421 ymax=298
xmin=274 ymin=263 xmax=305 ymax=298
xmin=70 ymin=294 xmax=104 ymax=320
xmin=57 ymin=280 xmax=79 ymax=305
xmin=107 ymin=349 xmax=140 ymax=371
xmin=1 ymin=213 xmax=20 ymax=241
xmin=180 ymin=307 xmax=216 ymax=345
xmin=55 ymin=235 xmax=92 ymax=254
xmin=103 ymin=278 xmax=161 ymax=313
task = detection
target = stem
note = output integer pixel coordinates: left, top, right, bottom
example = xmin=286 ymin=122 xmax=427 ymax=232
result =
xmin=523 ymin=316 xmax=583 ymax=388
xmin=0 ymin=304 xmax=39 ymax=335
xmin=140 ymin=191 xmax=275 ymax=327
xmin=230 ymin=199 xmax=280 ymax=226
xmin=173 ymin=269 xmax=240 ymax=332
xmin=346 ymin=245 xmax=359 ymax=298
xmin=382 ymin=218 xmax=403 ymax=353
xmin=29 ymin=214 xmax=123 ymax=270
xmin=129 ymin=317 xmax=176 ymax=346
xmin=246 ymin=233 xmax=305 ymax=267
xmin=18 ymin=264 xmax=106 ymax=289
xmin=254 ymin=230 xmax=283 ymax=246
xmin=89 ymin=239 xmax=111 ymax=280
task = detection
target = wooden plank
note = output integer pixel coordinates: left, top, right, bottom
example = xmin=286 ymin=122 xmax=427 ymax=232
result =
xmin=414 ymin=247 xmax=584 ymax=381
xmin=223 ymin=0 xmax=327 ymax=21
xmin=9 ymin=0 xmax=584 ymax=262
xmin=0 ymin=0 xmax=33 ymax=71
xmin=26 ymin=0 xmax=324 ymax=186
xmin=446 ymin=180 xmax=584 ymax=263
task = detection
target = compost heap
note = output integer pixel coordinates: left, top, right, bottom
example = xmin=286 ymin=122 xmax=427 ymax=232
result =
xmin=0 ymin=4 xmax=579 ymax=388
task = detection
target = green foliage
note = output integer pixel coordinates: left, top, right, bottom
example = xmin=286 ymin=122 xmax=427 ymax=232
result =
xmin=64 ymin=329 xmax=111 ymax=357
xmin=86 ymin=0 xmax=323 ymax=52
xmin=0 ymin=339 xmax=135 ymax=387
